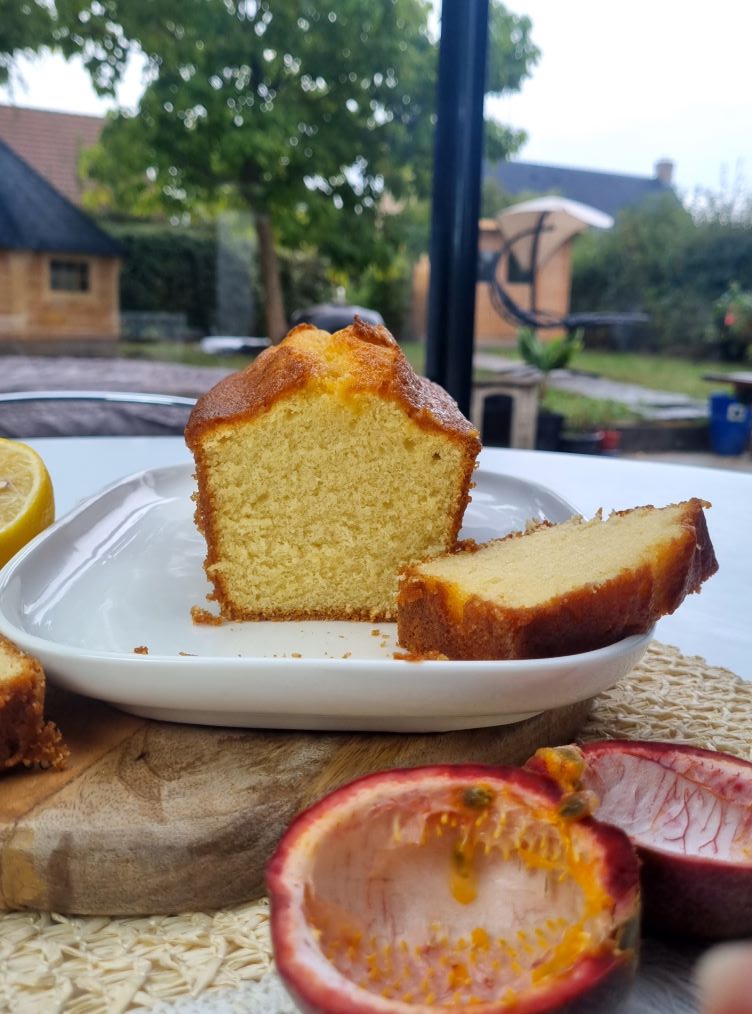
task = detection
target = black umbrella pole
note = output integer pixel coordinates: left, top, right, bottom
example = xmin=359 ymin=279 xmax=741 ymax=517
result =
xmin=425 ymin=0 xmax=490 ymax=417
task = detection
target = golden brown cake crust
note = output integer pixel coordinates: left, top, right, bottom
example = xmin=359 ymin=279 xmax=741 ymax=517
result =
xmin=185 ymin=318 xmax=479 ymax=450
xmin=0 ymin=634 xmax=68 ymax=771
xmin=396 ymin=499 xmax=719 ymax=660
xmin=185 ymin=318 xmax=481 ymax=622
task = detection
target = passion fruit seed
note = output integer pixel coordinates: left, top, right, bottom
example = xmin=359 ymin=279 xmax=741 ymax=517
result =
xmin=303 ymin=784 xmax=627 ymax=1007
xmin=529 ymin=745 xmax=587 ymax=793
xmin=558 ymin=790 xmax=600 ymax=821
xmin=462 ymin=785 xmax=495 ymax=809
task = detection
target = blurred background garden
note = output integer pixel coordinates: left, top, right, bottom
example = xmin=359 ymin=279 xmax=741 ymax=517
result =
xmin=0 ymin=0 xmax=751 ymax=452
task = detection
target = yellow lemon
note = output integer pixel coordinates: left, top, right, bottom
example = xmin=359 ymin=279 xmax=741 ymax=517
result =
xmin=0 ymin=438 xmax=55 ymax=569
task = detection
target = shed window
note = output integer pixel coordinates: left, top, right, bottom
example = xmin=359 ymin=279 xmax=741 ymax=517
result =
xmin=50 ymin=259 xmax=90 ymax=292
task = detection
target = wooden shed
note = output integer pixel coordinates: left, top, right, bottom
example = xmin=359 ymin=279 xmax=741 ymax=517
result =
xmin=410 ymin=218 xmax=571 ymax=344
xmin=0 ymin=138 xmax=121 ymax=350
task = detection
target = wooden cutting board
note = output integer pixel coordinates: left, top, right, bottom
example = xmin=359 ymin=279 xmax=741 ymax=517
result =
xmin=0 ymin=688 xmax=591 ymax=916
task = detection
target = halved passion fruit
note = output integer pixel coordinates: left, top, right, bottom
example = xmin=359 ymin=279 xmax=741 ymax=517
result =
xmin=267 ymin=764 xmax=640 ymax=1013
xmin=528 ymin=741 xmax=752 ymax=940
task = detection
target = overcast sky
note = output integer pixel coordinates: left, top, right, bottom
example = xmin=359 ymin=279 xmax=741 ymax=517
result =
xmin=490 ymin=0 xmax=750 ymax=198
xmin=1 ymin=0 xmax=748 ymax=199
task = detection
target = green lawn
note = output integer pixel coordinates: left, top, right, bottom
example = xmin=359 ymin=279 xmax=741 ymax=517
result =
xmin=539 ymin=389 xmax=642 ymax=430
xmin=402 ymin=342 xmax=727 ymax=428
xmin=478 ymin=346 xmax=732 ymax=401
xmin=118 ymin=341 xmax=255 ymax=373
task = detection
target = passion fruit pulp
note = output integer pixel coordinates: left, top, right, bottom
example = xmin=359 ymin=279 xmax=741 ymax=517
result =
xmin=267 ymin=764 xmax=640 ymax=1013
xmin=529 ymin=741 xmax=752 ymax=940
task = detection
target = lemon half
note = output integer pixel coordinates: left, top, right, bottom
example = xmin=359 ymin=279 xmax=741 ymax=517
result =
xmin=0 ymin=438 xmax=55 ymax=569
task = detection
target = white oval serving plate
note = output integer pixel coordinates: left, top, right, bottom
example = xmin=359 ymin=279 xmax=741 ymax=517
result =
xmin=0 ymin=463 xmax=652 ymax=731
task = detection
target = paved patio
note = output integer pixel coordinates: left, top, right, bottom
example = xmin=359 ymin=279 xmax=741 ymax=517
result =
xmin=474 ymin=353 xmax=707 ymax=422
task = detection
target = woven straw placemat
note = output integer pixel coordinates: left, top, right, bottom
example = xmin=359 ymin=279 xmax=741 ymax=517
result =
xmin=2 ymin=641 xmax=750 ymax=1014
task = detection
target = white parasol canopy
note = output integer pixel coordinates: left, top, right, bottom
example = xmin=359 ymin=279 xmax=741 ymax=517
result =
xmin=496 ymin=196 xmax=614 ymax=273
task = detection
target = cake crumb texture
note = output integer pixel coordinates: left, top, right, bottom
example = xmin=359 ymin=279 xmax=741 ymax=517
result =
xmin=186 ymin=319 xmax=480 ymax=621
xmin=397 ymin=499 xmax=718 ymax=659
xmin=0 ymin=634 xmax=68 ymax=771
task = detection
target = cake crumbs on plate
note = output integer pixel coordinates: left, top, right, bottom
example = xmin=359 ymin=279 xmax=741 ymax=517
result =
xmin=291 ymin=652 xmax=302 ymax=658
xmin=371 ymin=628 xmax=381 ymax=637
xmin=393 ymin=649 xmax=449 ymax=662
xmin=342 ymin=651 xmax=352 ymax=659
xmin=133 ymin=645 xmax=149 ymax=655
xmin=191 ymin=605 xmax=224 ymax=626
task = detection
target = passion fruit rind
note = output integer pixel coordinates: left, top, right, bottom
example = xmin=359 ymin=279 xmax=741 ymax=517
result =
xmin=532 ymin=741 xmax=752 ymax=941
xmin=268 ymin=764 xmax=640 ymax=1014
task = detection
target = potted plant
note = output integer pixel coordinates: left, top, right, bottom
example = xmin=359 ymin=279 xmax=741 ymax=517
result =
xmin=714 ymin=282 xmax=752 ymax=362
xmin=516 ymin=326 xmax=583 ymax=450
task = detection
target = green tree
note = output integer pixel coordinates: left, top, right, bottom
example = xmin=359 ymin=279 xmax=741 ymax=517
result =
xmin=571 ymin=193 xmax=698 ymax=350
xmin=484 ymin=2 xmax=538 ymax=161
xmin=571 ymin=186 xmax=752 ymax=356
xmin=4 ymin=1 xmax=538 ymax=339
xmin=0 ymin=0 xmax=54 ymax=85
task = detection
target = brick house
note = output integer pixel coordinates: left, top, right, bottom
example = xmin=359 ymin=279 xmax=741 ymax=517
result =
xmin=0 ymin=136 xmax=121 ymax=348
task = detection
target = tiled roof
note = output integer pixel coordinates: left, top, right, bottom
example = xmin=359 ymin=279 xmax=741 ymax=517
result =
xmin=486 ymin=159 xmax=672 ymax=218
xmin=0 ymin=138 xmax=121 ymax=256
xmin=0 ymin=104 xmax=103 ymax=206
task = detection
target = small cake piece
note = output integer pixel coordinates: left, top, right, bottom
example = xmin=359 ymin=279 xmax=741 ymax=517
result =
xmin=0 ymin=634 xmax=68 ymax=771
xmin=185 ymin=318 xmax=481 ymax=621
xmin=397 ymin=499 xmax=718 ymax=660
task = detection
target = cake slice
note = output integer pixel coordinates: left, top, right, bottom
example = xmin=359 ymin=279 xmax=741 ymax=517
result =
xmin=0 ymin=634 xmax=68 ymax=771
xmin=397 ymin=499 xmax=718 ymax=660
xmin=185 ymin=318 xmax=481 ymax=621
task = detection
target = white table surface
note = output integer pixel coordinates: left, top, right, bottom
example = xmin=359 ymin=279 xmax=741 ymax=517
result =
xmin=28 ymin=435 xmax=751 ymax=682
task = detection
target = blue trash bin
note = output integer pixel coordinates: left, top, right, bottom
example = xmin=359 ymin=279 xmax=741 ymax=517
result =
xmin=709 ymin=392 xmax=752 ymax=455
